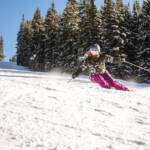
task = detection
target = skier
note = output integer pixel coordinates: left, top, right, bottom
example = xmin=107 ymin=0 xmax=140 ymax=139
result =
xmin=72 ymin=44 xmax=130 ymax=91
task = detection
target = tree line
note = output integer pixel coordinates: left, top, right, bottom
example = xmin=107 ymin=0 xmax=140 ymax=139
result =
xmin=16 ymin=0 xmax=150 ymax=83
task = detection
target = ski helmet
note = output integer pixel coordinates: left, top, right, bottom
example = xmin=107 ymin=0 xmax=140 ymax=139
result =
xmin=89 ymin=44 xmax=100 ymax=53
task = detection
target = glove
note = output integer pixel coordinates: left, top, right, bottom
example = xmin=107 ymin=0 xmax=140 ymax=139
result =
xmin=72 ymin=73 xmax=77 ymax=79
xmin=120 ymin=58 xmax=125 ymax=63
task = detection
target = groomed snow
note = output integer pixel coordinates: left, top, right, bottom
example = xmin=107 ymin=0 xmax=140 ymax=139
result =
xmin=0 ymin=62 xmax=150 ymax=150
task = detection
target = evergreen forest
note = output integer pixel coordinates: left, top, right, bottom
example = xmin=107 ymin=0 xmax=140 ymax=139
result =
xmin=16 ymin=0 xmax=150 ymax=83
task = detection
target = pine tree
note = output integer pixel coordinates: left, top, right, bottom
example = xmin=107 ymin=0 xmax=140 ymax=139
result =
xmin=44 ymin=2 xmax=59 ymax=71
xmin=117 ymin=3 xmax=134 ymax=80
xmin=124 ymin=0 xmax=141 ymax=81
xmin=22 ymin=21 xmax=32 ymax=66
xmin=16 ymin=15 xmax=25 ymax=66
xmin=88 ymin=0 xmax=102 ymax=44
xmin=31 ymin=8 xmax=45 ymax=71
xmin=0 ymin=36 xmax=4 ymax=61
xmin=131 ymin=0 xmax=141 ymax=62
xmin=110 ymin=0 xmax=128 ymax=79
xmin=79 ymin=0 xmax=102 ymax=56
xmin=57 ymin=0 xmax=80 ymax=71
xmin=101 ymin=0 xmax=122 ymax=78
xmin=115 ymin=0 xmax=127 ymax=56
xmin=135 ymin=0 xmax=150 ymax=83
xmin=123 ymin=3 xmax=135 ymax=62
xmin=78 ymin=0 xmax=90 ymax=56
xmin=101 ymin=0 xmax=119 ymax=55
xmin=17 ymin=15 xmax=32 ymax=66
xmin=123 ymin=0 xmax=141 ymax=82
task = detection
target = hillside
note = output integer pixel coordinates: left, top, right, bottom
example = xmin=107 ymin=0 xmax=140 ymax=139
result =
xmin=0 ymin=62 xmax=150 ymax=150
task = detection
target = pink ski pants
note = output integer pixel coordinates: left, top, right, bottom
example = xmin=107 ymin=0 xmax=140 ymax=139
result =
xmin=91 ymin=73 xmax=129 ymax=91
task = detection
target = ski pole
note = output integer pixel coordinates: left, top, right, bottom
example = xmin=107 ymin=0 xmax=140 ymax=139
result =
xmin=124 ymin=60 xmax=150 ymax=74
xmin=67 ymin=78 xmax=73 ymax=83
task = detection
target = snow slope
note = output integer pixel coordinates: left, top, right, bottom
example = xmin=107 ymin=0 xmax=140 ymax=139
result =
xmin=0 ymin=62 xmax=150 ymax=150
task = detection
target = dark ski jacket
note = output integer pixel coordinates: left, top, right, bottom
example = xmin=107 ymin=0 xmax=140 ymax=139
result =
xmin=72 ymin=54 xmax=124 ymax=78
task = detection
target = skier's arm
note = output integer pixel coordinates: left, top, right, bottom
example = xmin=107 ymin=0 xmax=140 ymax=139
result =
xmin=105 ymin=55 xmax=125 ymax=64
xmin=72 ymin=68 xmax=82 ymax=79
xmin=72 ymin=61 xmax=88 ymax=79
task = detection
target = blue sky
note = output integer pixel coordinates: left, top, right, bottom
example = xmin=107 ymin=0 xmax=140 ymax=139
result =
xmin=0 ymin=0 xmax=143 ymax=61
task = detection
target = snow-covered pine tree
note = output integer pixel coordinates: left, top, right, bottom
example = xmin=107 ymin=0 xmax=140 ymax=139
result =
xmin=135 ymin=0 xmax=150 ymax=83
xmin=101 ymin=0 xmax=119 ymax=55
xmin=111 ymin=0 xmax=127 ymax=78
xmin=115 ymin=0 xmax=127 ymax=55
xmin=79 ymin=0 xmax=102 ymax=56
xmin=57 ymin=0 xmax=80 ymax=72
xmin=88 ymin=0 xmax=102 ymax=44
xmin=124 ymin=3 xmax=136 ymax=62
xmin=30 ymin=8 xmax=45 ymax=71
xmin=130 ymin=0 xmax=141 ymax=62
xmin=16 ymin=15 xmax=26 ymax=66
xmin=0 ymin=36 xmax=4 ymax=61
xmin=78 ymin=0 xmax=89 ymax=56
xmin=115 ymin=0 xmax=133 ymax=79
xmin=17 ymin=16 xmax=32 ymax=67
xmin=22 ymin=21 xmax=33 ymax=67
xmin=122 ymin=1 xmax=141 ymax=81
xmin=101 ymin=0 xmax=121 ymax=77
xmin=120 ymin=4 xmax=135 ymax=79
xmin=44 ymin=2 xmax=59 ymax=71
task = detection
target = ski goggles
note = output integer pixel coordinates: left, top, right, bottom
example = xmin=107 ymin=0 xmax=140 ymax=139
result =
xmin=90 ymin=50 xmax=99 ymax=56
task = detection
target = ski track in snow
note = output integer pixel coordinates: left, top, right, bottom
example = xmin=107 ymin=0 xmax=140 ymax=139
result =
xmin=0 ymin=62 xmax=150 ymax=150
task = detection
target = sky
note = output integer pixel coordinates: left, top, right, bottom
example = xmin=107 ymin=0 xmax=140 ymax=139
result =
xmin=0 ymin=0 xmax=143 ymax=61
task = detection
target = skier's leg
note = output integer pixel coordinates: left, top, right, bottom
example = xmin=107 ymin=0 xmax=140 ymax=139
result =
xmin=103 ymin=72 xmax=129 ymax=91
xmin=91 ymin=74 xmax=111 ymax=89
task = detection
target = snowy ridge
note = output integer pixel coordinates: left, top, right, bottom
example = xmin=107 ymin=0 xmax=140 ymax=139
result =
xmin=0 ymin=62 xmax=150 ymax=150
